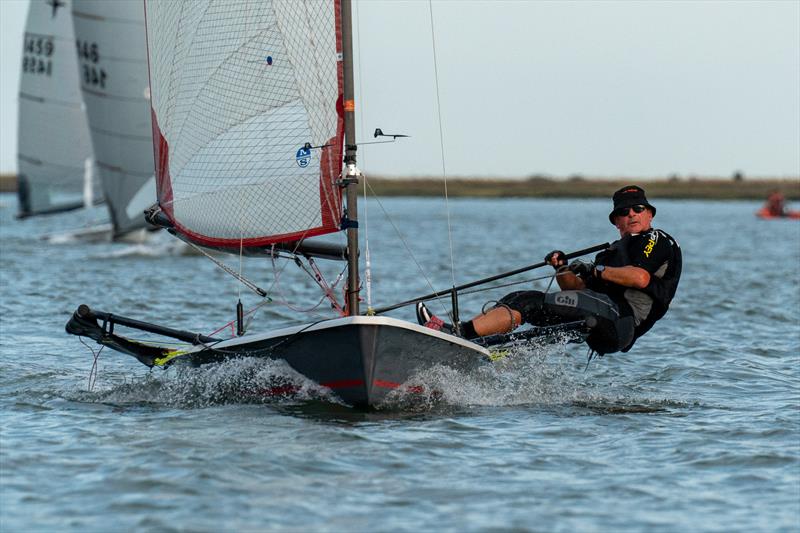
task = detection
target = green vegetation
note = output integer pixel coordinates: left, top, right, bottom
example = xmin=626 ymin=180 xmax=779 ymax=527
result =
xmin=0 ymin=174 xmax=15 ymax=193
xmin=3 ymin=173 xmax=797 ymax=200
xmin=364 ymin=176 xmax=800 ymax=200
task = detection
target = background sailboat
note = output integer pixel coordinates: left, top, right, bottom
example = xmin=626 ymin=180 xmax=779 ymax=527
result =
xmin=71 ymin=0 xmax=156 ymax=242
xmin=17 ymin=0 xmax=102 ymax=219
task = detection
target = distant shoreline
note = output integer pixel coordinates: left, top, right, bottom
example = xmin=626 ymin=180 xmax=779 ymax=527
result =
xmin=1 ymin=173 xmax=797 ymax=200
xmin=365 ymin=176 xmax=800 ymax=200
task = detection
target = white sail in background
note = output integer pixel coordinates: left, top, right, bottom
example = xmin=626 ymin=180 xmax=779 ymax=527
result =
xmin=17 ymin=0 xmax=100 ymax=218
xmin=144 ymin=0 xmax=344 ymax=250
xmin=72 ymin=0 xmax=156 ymax=238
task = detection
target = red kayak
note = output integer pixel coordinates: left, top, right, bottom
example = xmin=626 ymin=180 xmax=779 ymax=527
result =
xmin=756 ymin=208 xmax=800 ymax=220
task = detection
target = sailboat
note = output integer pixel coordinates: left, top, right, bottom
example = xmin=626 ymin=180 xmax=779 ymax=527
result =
xmin=70 ymin=0 xmax=157 ymax=242
xmin=66 ymin=0 xmax=601 ymax=408
xmin=16 ymin=0 xmax=102 ymax=219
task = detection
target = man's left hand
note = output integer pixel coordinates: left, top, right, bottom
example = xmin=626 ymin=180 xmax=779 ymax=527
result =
xmin=568 ymin=260 xmax=594 ymax=279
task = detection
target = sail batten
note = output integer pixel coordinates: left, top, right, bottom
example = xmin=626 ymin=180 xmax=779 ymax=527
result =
xmin=145 ymin=0 xmax=344 ymax=250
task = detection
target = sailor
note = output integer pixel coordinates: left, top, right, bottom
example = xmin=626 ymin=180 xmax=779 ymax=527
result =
xmin=417 ymin=185 xmax=682 ymax=355
xmin=763 ymin=190 xmax=788 ymax=217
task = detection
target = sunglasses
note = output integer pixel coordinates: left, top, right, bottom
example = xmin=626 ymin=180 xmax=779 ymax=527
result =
xmin=612 ymin=204 xmax=648 ymax=218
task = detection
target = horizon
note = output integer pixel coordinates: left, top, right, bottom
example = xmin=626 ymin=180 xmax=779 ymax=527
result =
xmin=1 ymin=0 xmax=799 ymax=178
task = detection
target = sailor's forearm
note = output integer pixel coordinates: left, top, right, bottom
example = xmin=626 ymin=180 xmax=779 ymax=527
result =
xmin=556 ymin=270 xmax=586 ymax=290
xmin=598 ymin=265 xmax=650 ymax=289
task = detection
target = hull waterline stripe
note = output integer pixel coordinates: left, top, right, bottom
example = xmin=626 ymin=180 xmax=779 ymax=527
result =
xmin=321 ymin=379 xmax=365 ymax=389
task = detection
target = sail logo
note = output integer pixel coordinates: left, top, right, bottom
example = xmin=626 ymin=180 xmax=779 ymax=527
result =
xmin=296 ymin=146 xmax=312 ymax=168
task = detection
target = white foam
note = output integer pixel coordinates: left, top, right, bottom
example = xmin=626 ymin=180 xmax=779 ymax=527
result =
xmin=80 ymin=357 xmax=338 ymax=408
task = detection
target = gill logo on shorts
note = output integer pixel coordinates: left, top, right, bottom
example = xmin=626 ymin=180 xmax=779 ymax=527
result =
xmin=555 ymin=293 xmax=578 ymax=307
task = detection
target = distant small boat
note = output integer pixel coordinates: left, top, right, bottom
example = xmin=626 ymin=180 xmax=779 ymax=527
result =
xmin=756 ymin=208 xmax=800 ymax=220
xmin=757 ymin=190 xmax=799 ymax=220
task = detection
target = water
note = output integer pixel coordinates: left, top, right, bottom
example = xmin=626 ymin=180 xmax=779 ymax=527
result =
xmin=1 ymin=194 xmax=799 ymax=532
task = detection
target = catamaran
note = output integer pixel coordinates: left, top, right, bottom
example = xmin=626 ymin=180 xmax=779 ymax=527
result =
xmin=17 ymin=0 xmax=102 ymax=219
xmin=66 ymin=0 xmax=603 ymax=408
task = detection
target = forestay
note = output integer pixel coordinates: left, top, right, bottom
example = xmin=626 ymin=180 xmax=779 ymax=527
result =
xmin=144 ymin=0 xmax=345 ymax=251
xmin=72 ymin=0 xmax=156 ymax=238
xmin=17 ymin=0 xmax=99 ymax=218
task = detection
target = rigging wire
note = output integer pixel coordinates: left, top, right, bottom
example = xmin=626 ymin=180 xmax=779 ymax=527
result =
xmin=544 ymin=271 xmax=558 ymax=294
xmin=238 ymin=225 xmax=244 ymax=301
xmin=459 ymin=271 xmax=566 ymax=297
xmin=269 ymin=209 xmax=349 ymax=312
xmin=427 ymin=0 xmax=457 ymax=291
xmin=184 ymin=240 xmax=269 ymax=298
xmin=354 ymin=0 xmax=374 ymax=313
xmin=304 ymin=257 xmax=347 ymax=315
xmin=196 ymin=318 xmax=329 ymax=358
xmin=362 ymin=177 xmax=374 ymax=314
xmin=79 ymin=337 xmax=104 ymax=392
xmin=270 ymin=253 xmax=347 ymax=313
xmin=208 ymin=299 xmax=272 ymax=337
xmin=406 ymin=270 xmax=569 ymax=304
xmin=364 ymin=179 xmax=451 ymax=319
xmin=237 ymin=210 xmax=246 ymax=335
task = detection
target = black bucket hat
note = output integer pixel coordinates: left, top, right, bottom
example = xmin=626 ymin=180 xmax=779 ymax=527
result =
xmin=608 ymin=185 xmax=656 ymax=224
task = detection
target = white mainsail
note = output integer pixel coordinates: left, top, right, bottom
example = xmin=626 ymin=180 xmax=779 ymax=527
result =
xmin=17 ymin=0 xmax=100 ymax=218
xmin=144 ymin=0 xmax=344 ymax=250
xmin=72 ymin=0 xmax=156 ymax=238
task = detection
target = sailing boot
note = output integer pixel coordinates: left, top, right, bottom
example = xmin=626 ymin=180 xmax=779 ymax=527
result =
xmin=415 ymin=302 xmax=455 ymax=334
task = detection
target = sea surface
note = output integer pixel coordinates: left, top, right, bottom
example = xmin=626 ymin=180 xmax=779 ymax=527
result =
xmin=1 ymin=194 xmax=799 ymax=532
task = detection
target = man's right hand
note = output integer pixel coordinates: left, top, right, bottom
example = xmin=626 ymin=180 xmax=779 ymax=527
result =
xmin=544 ymin=250 xmax=567 ymax=269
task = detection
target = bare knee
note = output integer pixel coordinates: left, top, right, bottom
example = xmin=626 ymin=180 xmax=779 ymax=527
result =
xmin=472 ymin=306 xmax=522 ymax=336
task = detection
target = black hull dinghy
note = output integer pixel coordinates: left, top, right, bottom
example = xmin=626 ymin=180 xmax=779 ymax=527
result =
xmin=67 ymin=305 xmax=490 ymax=408
xmin=65 ymin=0 xmax=603 ymax=410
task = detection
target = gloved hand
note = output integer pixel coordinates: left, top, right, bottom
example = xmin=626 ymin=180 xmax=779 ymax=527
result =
xmin=568 ymin=259 xmax=594 ymax=278
xmin=544 ymin=250 xmax=567 ymax=269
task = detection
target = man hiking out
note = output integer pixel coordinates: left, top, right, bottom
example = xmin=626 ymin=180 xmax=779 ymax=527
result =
xmin=417 ymin=185 xmax=682 ymax=355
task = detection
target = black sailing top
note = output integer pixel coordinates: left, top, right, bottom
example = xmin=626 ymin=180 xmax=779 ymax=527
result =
xmin=586 ymin=228 xmax=682 ymax=351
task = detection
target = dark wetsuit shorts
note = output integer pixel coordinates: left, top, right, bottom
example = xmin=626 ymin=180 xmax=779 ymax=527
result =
xmin=497 ymin=289 xmax=635 ymax=354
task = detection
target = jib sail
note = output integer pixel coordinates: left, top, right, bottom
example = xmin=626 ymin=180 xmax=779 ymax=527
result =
xmin=144 ymin=0 xmax=344 ymax=251
xmin=17 ymin=0 xmax=100 ymax=218
xmin=72 ymin=0 xmax=156 ymax=238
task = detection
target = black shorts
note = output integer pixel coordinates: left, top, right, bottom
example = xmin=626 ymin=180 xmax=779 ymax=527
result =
xmin=497 ymin=289 xmax=635 ymax=354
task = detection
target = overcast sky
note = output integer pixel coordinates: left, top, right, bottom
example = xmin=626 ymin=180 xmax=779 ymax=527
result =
xmin=1 ymin=0 xmax=798 ymax=179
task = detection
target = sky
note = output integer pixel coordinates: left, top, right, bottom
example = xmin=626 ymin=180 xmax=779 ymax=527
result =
xmin=1 ymin=0 xmax=798 ymax=179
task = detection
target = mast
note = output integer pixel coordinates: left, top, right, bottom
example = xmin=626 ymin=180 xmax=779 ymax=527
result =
xmin=341 ymin=0 xmax=360 ymax=316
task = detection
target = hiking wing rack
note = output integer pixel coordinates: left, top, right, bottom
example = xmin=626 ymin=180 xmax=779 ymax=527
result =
xmin=372 ymin=242 xmax=610 ymax=315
